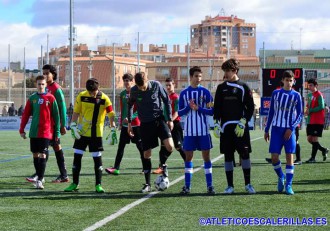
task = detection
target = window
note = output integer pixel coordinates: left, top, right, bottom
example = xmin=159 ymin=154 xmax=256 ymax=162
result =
xmin=161 ymin=68 xmax=170 ymax=77
xmin=181 ymin=68 xmax=188 ymax=76
xmin=75 ymin=65 xmax=81 ymax=72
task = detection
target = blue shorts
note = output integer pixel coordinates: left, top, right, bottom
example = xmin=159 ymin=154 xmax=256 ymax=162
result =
xmin=183 ymin=134 xmax=213 ymax=151
xmin=269 ymin=127 xmax=296 ymax=154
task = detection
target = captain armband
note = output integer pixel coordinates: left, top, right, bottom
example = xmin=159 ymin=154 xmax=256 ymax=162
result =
xmin=206 ymin=102 xmax=214 ymax=108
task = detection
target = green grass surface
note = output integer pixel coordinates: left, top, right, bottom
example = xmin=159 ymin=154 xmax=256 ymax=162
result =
xmin=0 ymin=129 xmax=329 ymax=230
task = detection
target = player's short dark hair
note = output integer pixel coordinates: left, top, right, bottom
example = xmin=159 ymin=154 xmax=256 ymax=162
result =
xmin=282 ymin=70 xmax=294 ymax=79
xmin=189 ymin=66 xmax=202 ymax=77
xmin=165 ymin=77 xmax=174 ymax=83
xmin=122 ymin=73 xmax=133 ymax=81
xmin=307 ymin=78 xmax=318 ymax=85
xmin=86 ymin=78 xmax=99 ymax=91
xmin=221 ymin=58 xmax=240 ymax=73
xmin=42 ymin=64 xmax=57 ymax=81
xmin=36 ymin=75 xmax=46 ymax=81
xmin=134 ymin=72 xmax=146 ymax=87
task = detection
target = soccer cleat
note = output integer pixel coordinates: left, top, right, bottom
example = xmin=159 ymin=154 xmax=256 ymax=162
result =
xmin=52 ymin=175 xmax=70 ymax=183
xmin=207 ymin=186 xmax=215 ymax=195
xmin=224 ymin=186 xmax=234 ymax=194
xmin=245 ymin=184 xmax=256 ymax=194
xmin=34 ymin=180 xmax=44 ymax=189
xmin=285 ymin=185 xmax=294 ymax=195
xmin=305 ymin=158 xmax=316 ymax=163
xmin=26 ymin=174 xmax=45 ymax=184
xmin=180 ymin=186 xmax=190 ymax=195
xmin=26 ymin=174 xmax=38 ymax=183
xmin=162 ymin=164 xmax=168 ymax=177
xmin=141 ymin=184 xmax=151 ymax=193
xmin=293 ymin=160 xmax=302 ymax=165
xmin=95 ymin=184 xmax=105 ymax=193
xmin=105 ymin=167 xmax=120 ymax=175
xmin=64 ymin=183 xmax=79 ymax=192
xmin=152 ymin=167 xmax=163 ymax=175
xmin=265 ymin=158 xmax=272 ymax=164
xmin=322 ymin=148 xmax=329 ymax=161
xmin=278 ymin=176 xmax=285 ymax=192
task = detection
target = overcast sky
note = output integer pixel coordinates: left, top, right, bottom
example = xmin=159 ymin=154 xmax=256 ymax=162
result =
xmin=1 ymin=0 xmax=330 ymax=69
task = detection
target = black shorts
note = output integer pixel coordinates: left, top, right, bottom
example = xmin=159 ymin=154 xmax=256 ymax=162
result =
xmin=73 ymin=136 xmax=104 ymax=152
xmin=30 ymin=138 xmax=50 ymax=154
xmin=120 ymin=126 xmax=142 ymax=144
xmin=306 ymin=124 xmax=324 ymax=137
xmin=172 ymin=120 xmax=183 ymax=149
xmin=49 ymin=136 xmax=61 ymax=147
xmin=140 ymin=118 xmax=172 ymax=151
xmin=220 ymin=124 xmax=251 ymax=154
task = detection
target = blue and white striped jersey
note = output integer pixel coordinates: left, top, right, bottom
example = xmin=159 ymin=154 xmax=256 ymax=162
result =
xmin=178 ymin=85 xmax=213 ymax=136
xmin=265 ymin=88 xmax=303 ymax=133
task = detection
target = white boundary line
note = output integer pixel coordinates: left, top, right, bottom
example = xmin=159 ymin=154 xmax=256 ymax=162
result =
xmin=84 ymin=137 xmax=263 ymax=231
xmin=84 ymin=154 xmax=224 ymax=231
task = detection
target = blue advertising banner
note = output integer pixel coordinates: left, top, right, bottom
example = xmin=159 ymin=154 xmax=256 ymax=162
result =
xmin=260 ymin=97 xmax=271 ymax=116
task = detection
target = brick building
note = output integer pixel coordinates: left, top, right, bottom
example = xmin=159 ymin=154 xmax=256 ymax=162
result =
xmin=191 ymin=14 xmax=256 ymax=56
xmin=56 ymin=54 xmax=151 ymax=89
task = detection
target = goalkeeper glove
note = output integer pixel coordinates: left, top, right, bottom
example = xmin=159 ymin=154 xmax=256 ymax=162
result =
xmin=70 ymin=122 xmax=81 ymax=140
xmin=213 ymin=121 xmax=222 ymax=138
xmin=106 ymin=127 xmax=118 ymax=145
xmin=235 ymin=118 xmax=246 ymax=137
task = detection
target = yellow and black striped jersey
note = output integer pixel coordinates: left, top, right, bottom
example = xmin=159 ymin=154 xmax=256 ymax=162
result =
xmin=74 ymin=90 xmax=114 ymax=137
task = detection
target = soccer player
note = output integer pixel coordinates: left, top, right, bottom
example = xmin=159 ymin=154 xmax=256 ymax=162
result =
xmin=178 ymin=66 xmax=215 ymax=195
xmin=19 ymin=75 xmax=60 ymax=189
xmin=64 ymin=78 xmax=116 ymax=193
xmin=127 ymin=72 xmax=174 ymax=193
xmin=105 ymin=73 xmax=144 ymax=175
xmin=264 ymin=70 xmax=303 ymax=195
xmin=305 ymin=78 xmax=329 ymax=163
xmin=153 ymin=77 xmax=186 ymax=174
xmin=25 ymin=64 xmax=69 ymax=183
xmin=213 ymin=58 xmax=256 ymax=194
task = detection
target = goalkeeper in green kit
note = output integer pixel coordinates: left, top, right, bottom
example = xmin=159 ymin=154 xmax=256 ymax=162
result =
xmin=213 ymin=58 xmax=256 ymax=195
xmin=65 ymin=78 xmax=116 ymax=193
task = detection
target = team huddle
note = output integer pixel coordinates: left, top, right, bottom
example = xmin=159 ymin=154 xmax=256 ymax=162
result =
xmin=19 ymin=59 xmax=326 ymax=196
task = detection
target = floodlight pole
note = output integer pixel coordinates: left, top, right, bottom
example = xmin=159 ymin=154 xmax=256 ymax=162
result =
xmin=40 ymin=45 xmax=43 ymax=74
xmin=8 ymin=44 xmax=11 ymax=102
xmin=112 ymin=43 xmax=116 ymax=113
xmin=69 ymin=0 xmax=74 ymax=105
xmin=46 ymin=34 xmax=49 ymax=64
xmin=137 ymin=32 xmax=140 ymax=72
xmin=23 ymin=47 xmax=26 ymax=107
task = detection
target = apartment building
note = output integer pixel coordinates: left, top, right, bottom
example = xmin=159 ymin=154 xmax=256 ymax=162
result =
xmin=191 ymin=14 xmax=256 ymax=56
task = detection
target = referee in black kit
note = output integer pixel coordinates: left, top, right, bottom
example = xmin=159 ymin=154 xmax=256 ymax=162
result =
xmin=127 ymin=72 xmax=174 ymax=193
